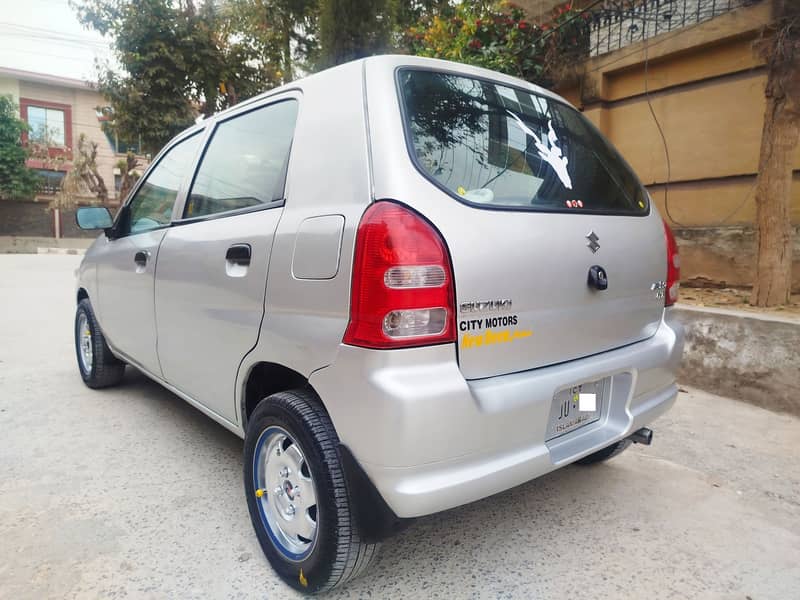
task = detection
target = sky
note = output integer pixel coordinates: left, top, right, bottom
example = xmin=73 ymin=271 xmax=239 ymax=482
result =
xmin=0 ymin=0 xmax=113 ymax=81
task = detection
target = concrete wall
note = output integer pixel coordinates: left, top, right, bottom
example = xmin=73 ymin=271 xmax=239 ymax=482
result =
xmin=0 ymin=200 xmax=96 ymax=239
xmin=675 ymin=225 xmax=800 ymax=291
xmin=675 ymin=305 xmax=800 ymax=415
xmin=556 ymin=1 xmax=799 ymax=289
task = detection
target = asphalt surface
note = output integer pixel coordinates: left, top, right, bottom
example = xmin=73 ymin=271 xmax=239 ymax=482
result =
xmin=1 ymin=254 xmax=799 ymax=600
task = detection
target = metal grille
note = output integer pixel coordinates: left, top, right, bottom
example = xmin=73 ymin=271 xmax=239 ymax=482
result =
xmin=588 ymin=0 xmax=761 ymax=57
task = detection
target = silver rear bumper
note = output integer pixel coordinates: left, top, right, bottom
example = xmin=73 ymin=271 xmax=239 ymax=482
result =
xmin=310 ymin=309 xmax=684 ymax=518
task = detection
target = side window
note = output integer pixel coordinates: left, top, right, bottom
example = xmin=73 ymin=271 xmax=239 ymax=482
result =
xmin=184 ymin=99 xmax=298 ymax=219
xmin=125 ymin=133 xmax=202 ymax=235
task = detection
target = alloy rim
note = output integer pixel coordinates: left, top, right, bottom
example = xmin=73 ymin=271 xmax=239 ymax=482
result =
xmin=254 ymin=426 xmax=318 ymax=561
xmin=78 ymin=313 xmax=93 ymax=373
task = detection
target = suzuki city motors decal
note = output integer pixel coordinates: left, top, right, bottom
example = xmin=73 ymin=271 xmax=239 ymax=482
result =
xmin=458 ymin=311 xmax=532 ymax=350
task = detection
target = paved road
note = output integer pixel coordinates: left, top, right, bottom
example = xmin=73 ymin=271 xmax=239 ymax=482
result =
xmin=1 ymin=254 xmax=799 ymax=599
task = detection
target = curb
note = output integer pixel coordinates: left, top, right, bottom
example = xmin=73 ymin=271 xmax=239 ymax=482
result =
xmin=674 ymin=305 xmax=800 ymax=416
xmin=37 ymin=247 xmax=86 ymax=255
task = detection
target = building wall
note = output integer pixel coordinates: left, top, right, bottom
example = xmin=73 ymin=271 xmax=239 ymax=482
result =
xmin=0 ymin=76 xmax=19 ymax=103
xmin=18 ymin=80 xmax=118 ymax=202
xmin=555 ymin=0 xmax=799 ymax=290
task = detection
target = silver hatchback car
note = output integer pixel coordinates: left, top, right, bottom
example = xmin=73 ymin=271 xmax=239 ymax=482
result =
xmin=74 ymin=55 xmax=684 ymax=593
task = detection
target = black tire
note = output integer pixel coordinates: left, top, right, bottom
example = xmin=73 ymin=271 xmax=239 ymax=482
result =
xmin=74 ymin=298 xmax=125 ymax=389
xmin=244 ymin=389 xmax=379 ymax=594
xmin=577 ymin=438 xmax=632 ymax=465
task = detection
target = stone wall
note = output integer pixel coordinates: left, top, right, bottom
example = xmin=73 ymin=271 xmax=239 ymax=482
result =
xmin=675 ymin=225 xmax=800 ymax=291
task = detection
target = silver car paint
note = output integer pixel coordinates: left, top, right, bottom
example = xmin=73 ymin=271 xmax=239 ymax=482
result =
xmin=76 ymin=55 xmax=684 ymax=519
xmin=310 ymin=310 xmax=683 ymax=518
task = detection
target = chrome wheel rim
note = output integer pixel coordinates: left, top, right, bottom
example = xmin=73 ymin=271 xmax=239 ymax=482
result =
xmin=77 ymin=313 xmax=93 ymax=373
xmin=253 ymin=426 xmax=318 ymax=561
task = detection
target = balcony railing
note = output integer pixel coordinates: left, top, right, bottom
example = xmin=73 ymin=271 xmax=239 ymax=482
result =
xmin=588 ymin=0 xmax=761 ymax=57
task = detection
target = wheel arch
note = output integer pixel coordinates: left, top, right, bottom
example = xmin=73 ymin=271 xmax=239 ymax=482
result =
xmin=242 ymin=362 xmax=315 ymax=431
xmin=77 ymin=287 xmax=89 ymax=304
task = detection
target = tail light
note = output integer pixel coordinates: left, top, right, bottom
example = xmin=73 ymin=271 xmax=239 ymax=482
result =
xmin=343 ymin=201 xmax=456 ymax=349
xmin=663 ymin=220 xmax=680 ymax=306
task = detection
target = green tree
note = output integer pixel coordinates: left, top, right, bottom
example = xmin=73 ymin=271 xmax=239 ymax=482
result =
xmin=0 ymin=95 xmax=40 ymax=200
xmin=74 ymin=0 xmax=274 ymax=154
xmin=226 ymin=0 xmax=318 ymax=84
xmin=405 ymin=1 xmax=589 ymax=86
xmin=317 ymin=0 xmax=393 ymax=68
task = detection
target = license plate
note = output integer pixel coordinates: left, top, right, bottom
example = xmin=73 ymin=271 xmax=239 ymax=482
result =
xmin=546 ymin=379 xmax=606 ymax=441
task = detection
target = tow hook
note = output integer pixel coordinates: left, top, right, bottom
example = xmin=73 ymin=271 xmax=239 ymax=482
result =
xmin=629 ymin=427 xmax=653 ymax=445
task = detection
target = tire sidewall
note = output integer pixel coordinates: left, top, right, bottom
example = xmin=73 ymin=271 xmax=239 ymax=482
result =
xmin=244 ymin=399 xmax=340 ymax=593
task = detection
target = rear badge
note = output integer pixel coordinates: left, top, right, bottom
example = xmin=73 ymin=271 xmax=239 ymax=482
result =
xmin=459 ymin=299 xmax=512 ymax=314
xmin=651 ymin=281 xmax=667 ymax=300
xmin=586 ymin=230 xmax=600 ymax=253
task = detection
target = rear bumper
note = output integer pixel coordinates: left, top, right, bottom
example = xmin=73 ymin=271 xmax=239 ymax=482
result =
xmin=310 ymin=309 xmax=684 ymax=519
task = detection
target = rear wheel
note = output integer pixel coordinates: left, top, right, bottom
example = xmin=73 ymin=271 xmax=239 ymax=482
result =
xmin=577 ymin=439 xmax=631 ymax=465
xmin=75 ymin=298 xmax=125 ymax=389
xmin=244 ymin=389 xmax=379 ymax=593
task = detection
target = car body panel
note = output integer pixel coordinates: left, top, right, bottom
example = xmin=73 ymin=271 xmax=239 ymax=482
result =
xmin=92 ymin=230 xmax=168 ymax=377
xmin=234 ymin=60 xmax=372 ymax=426
xmin=154 ymin=207 xmax=283 ymax=423
xmin=310 ymin=310 xmax=683 ymax=517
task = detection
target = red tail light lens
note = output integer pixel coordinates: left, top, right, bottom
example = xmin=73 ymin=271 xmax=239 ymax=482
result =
xmin=663 ymin=220 xmax=680 ymax=306
xmin=343 ymin=202 xmax=456 ymax=349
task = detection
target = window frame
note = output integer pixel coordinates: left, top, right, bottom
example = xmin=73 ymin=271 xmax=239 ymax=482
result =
xmin=394 ymin=66 xmax=651 ymax=218
xmin=173 ymin=92 xmax=302 ymax=226
xmin=111 ymin=127 xmax=206 ymax=239
xmin=19 ymin=98 xmax=72 ymax=159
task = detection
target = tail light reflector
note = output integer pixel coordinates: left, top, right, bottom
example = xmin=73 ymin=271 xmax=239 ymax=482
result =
xmin=343 ymin=202 xmax=456 ymax=349
xmin=663 ymin=220 xmax=680 ymax=306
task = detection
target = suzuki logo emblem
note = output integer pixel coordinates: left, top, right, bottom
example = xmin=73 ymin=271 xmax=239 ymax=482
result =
xmin=586 ymin=231 xmax=600 ymax=253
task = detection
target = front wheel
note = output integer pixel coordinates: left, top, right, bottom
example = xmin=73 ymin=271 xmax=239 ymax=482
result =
xmin=244 ymin=389 xmax=379 ymax=593
xmin=75 ymin=298 xmax=125 ymax=389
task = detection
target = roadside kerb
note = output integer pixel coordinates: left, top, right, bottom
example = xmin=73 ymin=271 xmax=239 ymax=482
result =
xmin=674 ymin=304 xmax=800 ymax=416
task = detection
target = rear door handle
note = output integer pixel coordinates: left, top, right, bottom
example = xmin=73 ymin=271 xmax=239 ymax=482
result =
xmin=134 ymin=251 xmax=148 ymax=266
xmin=226 ymin=244 xmax=251 ymax=266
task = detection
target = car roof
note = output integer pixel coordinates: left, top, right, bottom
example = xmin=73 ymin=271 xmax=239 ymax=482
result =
xmin=203 ymin=54 xmax=571 ymax=127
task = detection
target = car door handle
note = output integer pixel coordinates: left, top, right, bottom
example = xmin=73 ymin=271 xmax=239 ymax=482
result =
xmin=134 ymin=251 xmax=149 ymax=266
xmin=226 ymin=244 xmax=251 ymax=266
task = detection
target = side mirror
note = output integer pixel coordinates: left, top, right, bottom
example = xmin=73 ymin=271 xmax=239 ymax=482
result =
xmin=76 ymin=206 xmax=113 ymax=231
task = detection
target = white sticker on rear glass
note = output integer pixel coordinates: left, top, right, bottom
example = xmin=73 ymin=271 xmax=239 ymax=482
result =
xmin=506 ymin=110 xmax=573 ymax=190
xmin=579 ymin=393 xmax=596 ymax=412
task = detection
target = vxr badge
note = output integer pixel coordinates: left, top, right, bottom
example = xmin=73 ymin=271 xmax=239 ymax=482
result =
xmin=586 ymin=230 xmax=600 ymax=253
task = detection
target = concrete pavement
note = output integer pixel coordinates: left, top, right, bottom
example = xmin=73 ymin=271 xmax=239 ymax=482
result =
xmin=1 ymin=254 xmax=798 ymax=599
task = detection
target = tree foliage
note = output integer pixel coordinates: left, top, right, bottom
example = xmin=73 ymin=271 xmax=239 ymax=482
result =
xmin=226 ymin=0 xmax=318 ymax=84
xmin=405 ymin=1 xmax=590 ymax=86
xmin=0 ymin=95 xmax=40 ymax=201
xmin=74 ymin=0 xmax=274 ymax=154
xmin=317 ymin=0 xmax=393 ymax=68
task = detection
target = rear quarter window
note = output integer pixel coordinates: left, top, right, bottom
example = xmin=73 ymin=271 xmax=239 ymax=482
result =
xmin=398 ymin=69 xmax=648 ymax=215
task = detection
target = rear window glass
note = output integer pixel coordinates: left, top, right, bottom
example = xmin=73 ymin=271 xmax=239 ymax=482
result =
xmin=398 ymin=69 xmax=648 ymax=215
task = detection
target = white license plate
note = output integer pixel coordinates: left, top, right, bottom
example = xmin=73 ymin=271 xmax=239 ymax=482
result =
xmin=545 ymin=379 xmax=606 ymax=441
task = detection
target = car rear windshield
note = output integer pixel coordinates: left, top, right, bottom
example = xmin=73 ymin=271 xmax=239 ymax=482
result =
xmin=398 ymin=69 xmax=648 ymax=215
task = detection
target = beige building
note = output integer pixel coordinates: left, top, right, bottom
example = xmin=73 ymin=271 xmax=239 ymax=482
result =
xmin=0 ymin=67 xmax=142 ymax=237
xmin=550 ymin=0 xmax=799 ymax=290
